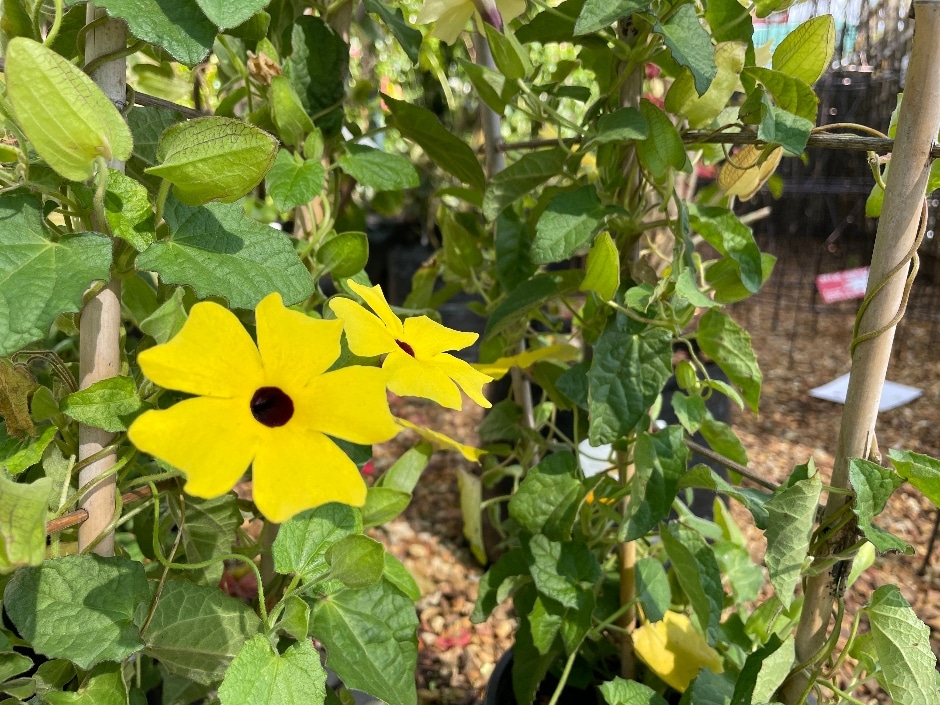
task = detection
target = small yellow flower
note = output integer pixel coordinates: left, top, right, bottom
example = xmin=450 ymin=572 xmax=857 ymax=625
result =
xmin=416 ymin=0 xmax=527 ymax=45
xmin=632 ymin=611 xmax=724 ymax=692
xmin=328 ymin=280 xmax=493 ymax=411
xmin=128 ymin=293 xmax=400 ymax=523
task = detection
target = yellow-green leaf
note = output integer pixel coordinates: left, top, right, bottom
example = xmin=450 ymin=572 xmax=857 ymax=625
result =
xmin=632 ymin=611 xmax=724 ymax=692
xmin=772 ymin=15 xmax=835 ymax=86
xmin=665 ymin=42 xmax=747 ymax=129
xmin=146 ymin=117 xmax=278 ymax=206
xmin=5 ymin=37 xmax=132 ymax=181
xmin=580 ymin=231 xmax=621 ymax=300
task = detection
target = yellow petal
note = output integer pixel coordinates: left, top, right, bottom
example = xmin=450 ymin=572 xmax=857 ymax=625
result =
xmin=345 ymin=280 xmax=404 ymax=338
xmin=402 ymin=315 xmax=478 ymax=358
xmin=256 ymin=293 xmax=344 ymax=392
xmin=293 ymin=366 xmax=400 ymax=444
xmin=384 ymin=349 xmax=464 ymax=410
xmin=397 ymin=418 xmax=486 ymax=462
xmin=429 ymin=2 xmax=474 ymax=43
xmin=138 ymin=300 xmax=263 ymax=398
xmin=328 ymin=296 xmax=398 ymax=358
xmin=252 ymin=428 xmax=367 ymax=523
xmin=496 ymin=0 xmax=526 ymax=21
xmin=473 ymin=343 xmax=581 ymax=380
xmin=427 ymin=352 xmax=493 ymax=408
xmin=128 ymin=397 xmax=259 ymax=498
xmin=632 ymin=611 xmax=724 ymax=692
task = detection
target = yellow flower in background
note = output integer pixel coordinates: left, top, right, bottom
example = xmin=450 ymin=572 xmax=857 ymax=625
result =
xmin=329 ymin=280 xmax=493 ymax=411
xmin=416 ymin=0 xmax=527 ymax=45
xmin=632 ymin=611 xmax=724 ymax=692
xmin=128 ymin=293 xmax=400 ymax=523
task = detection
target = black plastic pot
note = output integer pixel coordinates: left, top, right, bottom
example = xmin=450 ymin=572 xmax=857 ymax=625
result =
xmin=483 ymin=649 xmax=602 ymax=705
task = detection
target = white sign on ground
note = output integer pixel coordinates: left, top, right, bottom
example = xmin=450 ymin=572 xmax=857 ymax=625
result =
xmin=809 ymin=373 xmax=923 ymax=411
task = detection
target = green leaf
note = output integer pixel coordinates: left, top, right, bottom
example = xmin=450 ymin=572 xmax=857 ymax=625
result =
xmin=317 ymin=231 xmax=369 ymax=278
xmin=757 ymin=105 xmax=814 ymax=155
xmin=375 ymin=443 xmax=431 ymax=494
xmin=696 ymin=310 xmax=762 ymax=413
xmin=635 ymin=557 xmax=671 ymax=624
xmin=269 ymin=76 xmax=315 ymax=148
xmin=0 ymin=359 xmax=37 ymax=438
xmin=730 ymin=635 xmax=784 ymax=705
xmin=457 ymin=466 xmax=486 ymax=565
xmin=44 ymin=662 xmax=128 ymax=705
xmin=524 ymin=534 xmax=600 ymax=610
xmin=143 ymin=579 xmax=261 ymax=685
xmin=5 ymin=38 xmax=133 ymax=181
xmin=338 ymin=145 xmax=420 ymax=191
xmin=848 ymin=458 xmax=912 ymax=555
xmin=286 ymin=16 xmax=348 ymax=137
xmin=509 ymin=452 xmax=584 ymax=541
xmin=517 ymin=0 xmax=583 ymax=42
xmin=661 ymin=524 xmax=723 ymax=645
xmin=93 ymin=0 xmax=216 ymax=66
xmin=635 ymin=99 xmax=687 ymax=181
xmin=495 ymin=210 xmax=536 ymax=293
xmin=361 ymin=487 xmax=411 ymax=528
xmin=887 ymin=448 xmax=940 ymax=508
xmin=688 ymin=205 xmax=763 ymax=294
xmin=266 ymin=149 xmax=326 ymax=213
xmin=126 ymin=106 xmax=185 ymax=184
xmin=310 ymin=578 xmax=418 ymax=705
xmin=74 ymin=170 xmax=155 ymax=251
xmin=866 ymin=586 xmax=940 ymax=705
xmin=383 ymin=553 xmax=420 ymax=602
xmin=326 ymin=535 xmax=385 ymax=589
xmin=483 ymin=148 xmax=569 ymax=221
xmin=139 ymin=286 xmax=188 ymax=344
xmin=4 ymin=554 xmax=150 ymax=668
xmin=136 ymin=196 xmax=314 ymax=310
xmin=593 ymin=107 xmax=649 ymax=145
xmin=665 ymin=42 xmax=747 ymax=130
xmin=0 ymin=192 xmax=112 ymax=356
xmin=679 ymin=465 xmax=771 ymax=529
xmin=483 ymin=25 xmax=530 ymax=80
xmin=0 ymin=425 xmax=57 ymax=476
xmin=587 ymin=312 xmax=673 ymax=444
xmin=714 ymin=541 xmax=763 ymax=604
xmin=384 ymin=96 xmax=484 ymax=192
xmin=195 ymin=0 xmax=267 ymax=29
xmin=707 ymin=253 xmax=776 ymax=304
xmin=772 ymin=15 xmax=835 ymax=86
xmin=440 ymin=210 xmax=483 ymax=281
xmin=580 ymin=231 xmax=620 ymax=300
xmin=457 ymin=58 xmax=518 ymax=115
xmin=744 ymin=67 xmax=819 ymax=123
xmin=146 ymin=117 xmax=278 ymax=206
xmin=362 ymin=0 xmax=421 ymax=63
xmin=484 ymin=270 xmax=582 ymax=340
xmin=272 ymin=503 xmax=362 ymax=582
xmin=470 ymin=548 xmax=528 ymax=622
xmin=168 ymin=493 xmax=242 ymax=586
xmin=654 ymin=4 xmax=717 ymax=96
xmin=0 ymin=652 xmax=32 ymax=684
xmin=620 ymin=427 xmax=688 ymax=540
xmin=0 ymin=475 xmax=50 ymax=572
xmin=532 ymin=186 xmax=609 ymax=264
xmin=699 ymin=418 xmax=748 ymax=467
xmin=218 ymin=634 xmax=327 ymax=705
xmin=675 ymin=268 xmax=720 ymax=310
xmin=574 ymin=0 xmax=650 ymax=35
xmin=764 ymin=474 xmax=822 ymax=608
xmin=61 ymin=376 xmax=142 ymax=433
xmin=600 ymin=676 xmax=669 ymax=705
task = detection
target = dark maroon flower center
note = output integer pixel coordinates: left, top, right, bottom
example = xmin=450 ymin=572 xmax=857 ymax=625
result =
xmin=250 ymin=386 xmax=294 ymax=427
xmin=396 ymin=339 xmax=415 ymax=357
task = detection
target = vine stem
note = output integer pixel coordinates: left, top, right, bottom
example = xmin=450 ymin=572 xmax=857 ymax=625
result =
xmin=778 ymin=4 xmax=940 ymax=701
xmin=76 ymin=5 xmax=127 ymax=557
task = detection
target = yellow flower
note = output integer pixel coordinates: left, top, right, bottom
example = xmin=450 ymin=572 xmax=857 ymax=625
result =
xmin=328 ymin=280 xmax=493 ymax=411
xmin=632 ymin=611 xmax=724 ymax=692
xmin=128 ymin=293 xmax=400 ymax=523
xmin=415 ymin=0 xmax=527 ymax=45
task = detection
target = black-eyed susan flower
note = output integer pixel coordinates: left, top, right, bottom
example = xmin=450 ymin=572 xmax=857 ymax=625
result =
xmin=328 ymin=280 xmax=493 ymax=411
xmin=128 ymin=293 xmax=400 ymax=523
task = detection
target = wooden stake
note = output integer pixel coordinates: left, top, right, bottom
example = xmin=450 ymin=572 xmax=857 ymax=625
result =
xmin=780 ymin=3 xmax=940 ymax=700
xmin=77 ymin=6 xmax=127 ymax=556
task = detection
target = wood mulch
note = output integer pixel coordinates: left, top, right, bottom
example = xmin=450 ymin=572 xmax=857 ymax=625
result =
xmin=367 ymin=279 xmax=940 ymax=704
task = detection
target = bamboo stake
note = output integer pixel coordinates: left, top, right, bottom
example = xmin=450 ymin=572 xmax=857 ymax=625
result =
xmin=77 ymin=6 xmax=127 ymax=556
xmin=779 ymin=4 xmax=940 ymax=701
